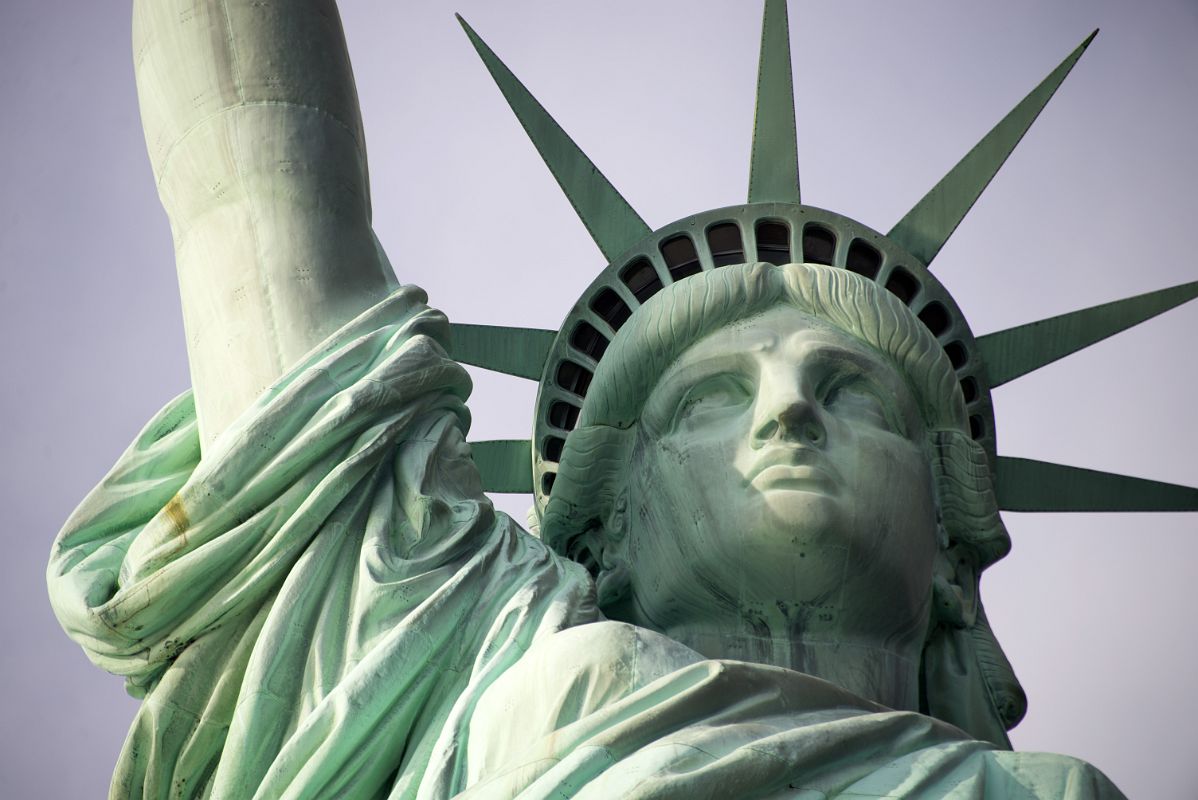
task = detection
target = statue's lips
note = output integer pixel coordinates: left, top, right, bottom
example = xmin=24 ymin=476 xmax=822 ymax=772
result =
xmin=747 ymin=449 xmax=840 ymax=494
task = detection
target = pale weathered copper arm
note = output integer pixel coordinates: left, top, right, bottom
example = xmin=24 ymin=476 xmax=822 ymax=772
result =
xmin=133 ymin=0 xmax=398 ymax=448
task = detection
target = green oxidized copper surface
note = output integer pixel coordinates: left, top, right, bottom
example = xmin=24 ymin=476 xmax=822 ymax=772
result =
xmin=524 ymin=202 xmax=995 ymax=505
xmin=46 ymin=0 xmax=1195 ymax=797
xmin=454 ymin=3 xmax=1197 ymax=516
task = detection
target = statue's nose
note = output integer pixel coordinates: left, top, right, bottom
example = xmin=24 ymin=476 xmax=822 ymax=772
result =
xmin=751 ymin=385 xmax=826 ymax=449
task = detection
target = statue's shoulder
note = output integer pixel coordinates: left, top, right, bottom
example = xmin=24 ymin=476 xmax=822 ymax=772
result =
xmin=475 ymin=620 xmax=702 ymax=720
xmin=980 ymin=749 xmax=1126 ymax=798
xmin=463 ymin=622 xmax=700 ymax=782
xmin=460 ymin=621 xmax=1130 ymax=798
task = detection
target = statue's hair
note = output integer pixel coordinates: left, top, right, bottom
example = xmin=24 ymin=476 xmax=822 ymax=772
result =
xmin=562 ymin=261 xmax=965 ymax=434
xmin=538 ymin=262 xmax=1025 ymax=736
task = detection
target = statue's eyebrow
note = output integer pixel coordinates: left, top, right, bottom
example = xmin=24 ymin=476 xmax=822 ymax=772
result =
xmin=646 ymin=350 xmax=755 ymax=417
xmin=801 ymin=343 xmax=894 ymax=380
xmin=660 ymin=324 xmax=780 ymax=382
xmin=801 ymin=342 xmax=922 ymax=432
xmin=661 ymin=350 xmax=754 ymax=387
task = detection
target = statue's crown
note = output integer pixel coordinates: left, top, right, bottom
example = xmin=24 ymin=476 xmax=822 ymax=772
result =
xmin=447 ymin=2 xmax=1198 ymax=516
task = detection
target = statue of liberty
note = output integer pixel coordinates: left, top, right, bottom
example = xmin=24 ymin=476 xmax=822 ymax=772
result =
xmin=47 ymin=1 xmax=1198 ymax=797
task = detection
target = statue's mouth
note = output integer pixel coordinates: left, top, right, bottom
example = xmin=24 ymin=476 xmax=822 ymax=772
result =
xmin=747 ymin=449 xmax=840 ymax=494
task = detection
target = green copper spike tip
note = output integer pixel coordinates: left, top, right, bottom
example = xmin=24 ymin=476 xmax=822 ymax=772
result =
xmin=888 ymin=29 xmax=1098 ymax=267
xmin=470 ymin=439 xmax=534 ymax=493
xmin=997 ymin=456 xmax=1198 ymax=512
xmin=747 ymin=0 xmax=800 ymax=204
xmin=457 ymin=14 xmax=652 ymax=262
xmin=448 ymin=323 xmax=556 ymax=381
xmin=978 ymin=279 xmax=1198 ymax=387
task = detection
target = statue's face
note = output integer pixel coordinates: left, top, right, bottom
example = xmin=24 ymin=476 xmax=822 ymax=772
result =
xmin=620 ymin=305 xmax=939 ymax=662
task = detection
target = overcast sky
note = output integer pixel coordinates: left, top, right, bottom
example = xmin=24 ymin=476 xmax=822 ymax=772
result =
xmin=2 ymin=1 xmax=1196 ymax=797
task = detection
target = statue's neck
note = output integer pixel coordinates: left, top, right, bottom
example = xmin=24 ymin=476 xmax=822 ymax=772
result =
xmin=658 ymin=625 xmax=922 ymax=711
xmin=605 ymin=588 xmax=925 ymax=711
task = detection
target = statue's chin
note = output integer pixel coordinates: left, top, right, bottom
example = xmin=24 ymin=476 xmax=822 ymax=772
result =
xmin=708 ymin=499 xmax=852 ymax=616
xmin=747 ymin=487 xmax=845 ymax=549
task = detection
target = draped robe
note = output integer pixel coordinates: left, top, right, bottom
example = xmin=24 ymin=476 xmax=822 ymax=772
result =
xmin=48 ymin=289 xmax=1123 ymax=799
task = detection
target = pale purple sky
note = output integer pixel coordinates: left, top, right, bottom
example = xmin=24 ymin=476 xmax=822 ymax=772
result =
xmin=2 ymin=1 xmax=1196 ymax=797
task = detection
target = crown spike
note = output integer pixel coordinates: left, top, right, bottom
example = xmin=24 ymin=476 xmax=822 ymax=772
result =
xmin=449 ymin=323 xmax=556 ymax=381
xmin=978 ymin=279 xmax=1198 ymax=387
xmin=997 ymin=457 xmax=1198 ymax=512
xmin=747 ymin=0 xmax=800 ymax=204
xmin=888 ymin=30 xmax=1098 ymax=267
xmin=457 ymin=15 xmax=651 ymax=262
xmin=469 ymin=440 xmax=534 ymax=493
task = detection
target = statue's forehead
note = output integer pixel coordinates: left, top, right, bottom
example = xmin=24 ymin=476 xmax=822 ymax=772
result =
xmin=665 ymin=306 xmax=879 ymax=372
xmin=644 ymin=303 xmax=925 ymax=437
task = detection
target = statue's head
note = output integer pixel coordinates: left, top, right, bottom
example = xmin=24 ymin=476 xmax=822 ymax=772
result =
xmin=458 ymin=0 xmax=1194 ymax=749
xmin=540 ymin=262 xmax=1024 ymax=746
xmin=448 ymin=0 xmax=1195 ymax=758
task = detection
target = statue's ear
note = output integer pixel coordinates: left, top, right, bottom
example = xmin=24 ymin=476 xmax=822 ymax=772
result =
xmin=931 ymin=528 xmax=978 ymax=629
xmin=923 ymin=529 xmax=1016 ymax=749
xmin=592 ymin=489 xmax=632 ymax=609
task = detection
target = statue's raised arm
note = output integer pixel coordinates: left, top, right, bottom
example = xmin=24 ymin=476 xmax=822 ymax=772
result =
xmin=50 ymin=6 xmax=606 ymax=796
xmin=135 ymin=0 xmax=397 ymax=445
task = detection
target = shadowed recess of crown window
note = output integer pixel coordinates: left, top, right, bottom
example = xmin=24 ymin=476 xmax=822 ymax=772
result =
xmin=543 ymin=436 xmax=564 ymax=462
xmin=885 ymin=266 xmax=920 ymax=305
xmin=918 ymin=301 xmax=951 ymax=337
xmin=960 ymin=376 xmax=979 ymax=404
xmin=571 ymin=321 xmax=609 ymax=361
xmin=542 ymin=472 xmax=556 ymax=494
xmin=969 ymin=415 xmax=984 ymax=440
xmin=846 ymin=239 xmax=882 ymax=280
xmin=755 ymin=220 xmax=791 ymax=265
xmin=944 ymin=340 xmax=967 ymax=369
xmin=621 ymin=258 xmax=663 ymax=303
xmin=590 ymin=287 xmax=632 ymax=330
xmin=557 ymin=360 xmax=593 ymax=397
xmin=661 ymin=234 xmax=702 ymax=280
xmin=549 ymin=400 xmax=580 ymax=430
xmin=707 ymin=223 xmax=745 ymax=267
xmin=802 ymin=224 xmax=836 ymax=265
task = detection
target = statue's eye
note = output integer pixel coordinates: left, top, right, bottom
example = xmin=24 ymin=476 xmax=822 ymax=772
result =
xmin=822 ymin=375 xmax=898 ymax=433
xmin=672 ymin=374 xmax=752 ymax=429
